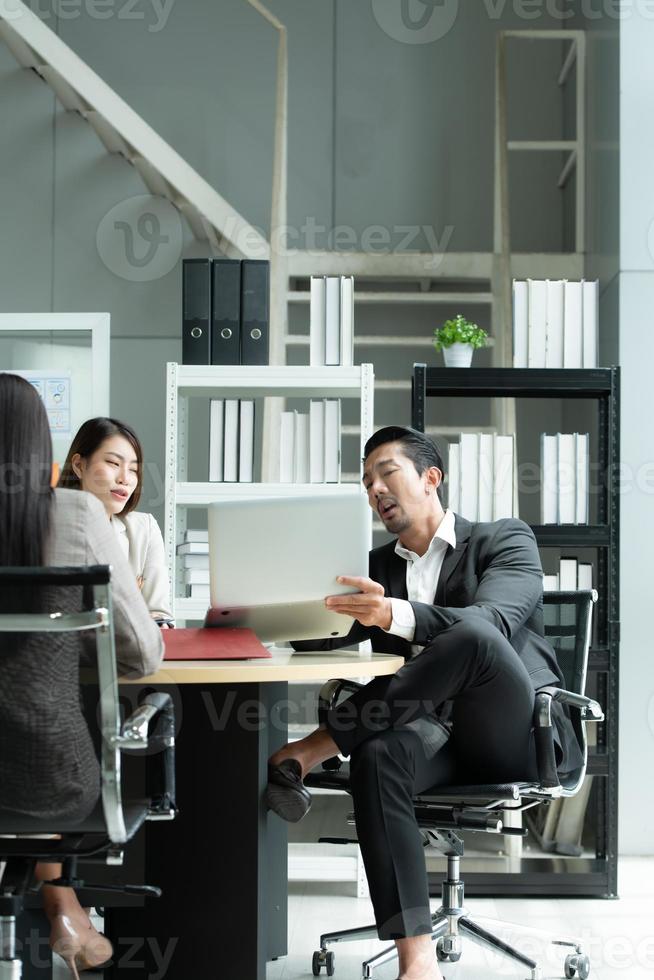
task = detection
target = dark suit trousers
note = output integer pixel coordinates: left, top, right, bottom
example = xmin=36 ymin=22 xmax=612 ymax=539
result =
xmin=325 ymin=619 xmax=539 ymax=940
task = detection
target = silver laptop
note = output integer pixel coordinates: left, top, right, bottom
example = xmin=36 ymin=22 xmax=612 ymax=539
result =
xmin=205 ymin=494 xmax=371 ymax=642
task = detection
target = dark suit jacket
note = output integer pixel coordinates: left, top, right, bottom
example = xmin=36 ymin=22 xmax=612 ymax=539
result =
xmin=296 ymin=513 xmax=583 ymax=775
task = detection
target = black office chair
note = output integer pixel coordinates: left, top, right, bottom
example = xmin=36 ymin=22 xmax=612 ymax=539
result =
xmin=307 ymin=590 xmax=601 ymax=980
xmin=0 ymin=566 xmax=176 ymax=980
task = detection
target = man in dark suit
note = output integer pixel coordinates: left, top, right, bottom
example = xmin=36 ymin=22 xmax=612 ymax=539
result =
xmin=267 ymin=426 xmax=580 ymax=980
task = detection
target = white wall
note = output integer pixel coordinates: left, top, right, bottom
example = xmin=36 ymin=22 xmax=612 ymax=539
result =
xmin=618 ymin=6 xmax=654 ymax=855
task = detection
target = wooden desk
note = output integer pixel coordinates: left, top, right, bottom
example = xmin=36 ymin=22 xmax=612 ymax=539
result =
xmin=107 ymin=649 xmax=402 ymax=980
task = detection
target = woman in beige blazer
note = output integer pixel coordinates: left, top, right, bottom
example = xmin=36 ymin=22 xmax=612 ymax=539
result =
xmin=0 ymin=375 xmax=164 ymax=977
xmin=59 ymin=417 xmax=173 ymax=622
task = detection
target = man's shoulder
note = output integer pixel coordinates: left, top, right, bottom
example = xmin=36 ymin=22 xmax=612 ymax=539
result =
xmin=467 ymin=516 xmax=536 ymax=546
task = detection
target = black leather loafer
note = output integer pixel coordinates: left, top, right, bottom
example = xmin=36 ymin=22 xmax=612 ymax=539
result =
xmin=266 ymin=759 xmax=312 ymax=823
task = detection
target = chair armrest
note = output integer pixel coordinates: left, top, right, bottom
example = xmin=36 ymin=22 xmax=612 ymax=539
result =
xmin=533 ymin=691 xmax=560 ymax=789
xmin=538 ymin=686 xmax=604 ymax=722
xmin=317 ymin=679 xmax=364 ymax=723
xmin=317 ymin=679 xmax=364 ymax=771
xmin=120 ymin=692 xmax=176 ymax=820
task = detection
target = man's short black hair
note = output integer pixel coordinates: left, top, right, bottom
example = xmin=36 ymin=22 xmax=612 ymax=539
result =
xmin=363 ymin=425 xmax=446 ymax=502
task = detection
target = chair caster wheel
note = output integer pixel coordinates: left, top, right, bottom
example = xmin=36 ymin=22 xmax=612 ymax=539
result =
xmin=312 ymin=949 xmax=335 ymax=976
xmin=565 ymin=953 xmax=590 ymax=979
xmin=436 ymin=938 xmax=461 ymax=962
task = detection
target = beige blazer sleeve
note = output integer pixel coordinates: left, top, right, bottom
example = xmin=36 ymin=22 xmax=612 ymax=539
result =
xmin=49 ymin=489 xmax=164 ymax=677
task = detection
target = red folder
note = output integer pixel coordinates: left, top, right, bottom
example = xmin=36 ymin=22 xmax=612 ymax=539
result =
xmin=163 ymin=628 xmax=271 ymax=661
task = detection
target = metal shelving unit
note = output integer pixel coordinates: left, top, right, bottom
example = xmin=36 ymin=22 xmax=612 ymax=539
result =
xmin=411 ymin=364 xmax=620 ymax=899
xmin=165 ymin=362 xmax=374 ymax=621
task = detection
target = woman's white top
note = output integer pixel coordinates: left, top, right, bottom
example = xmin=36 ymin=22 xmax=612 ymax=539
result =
xmin=111 ymin=511 xmax=173 ymax=620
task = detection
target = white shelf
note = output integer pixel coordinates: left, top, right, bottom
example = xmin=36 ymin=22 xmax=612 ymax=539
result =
xmin=287 ymin=290 xmax=493 ymax=305
xmin=172 ymin=363 xmax=370 ymax=399
xmin=174 ymin=481 xmax=363 ymax=506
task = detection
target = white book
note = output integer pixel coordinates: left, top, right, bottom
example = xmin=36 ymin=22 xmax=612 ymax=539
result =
xmin=324 ymin=276 xmax=341 ymax=365
xmin=183 ymin=529 xmax=209 ymax=544
xmin=189 ymin=584 xmax=210 ymax=600
xmin=458 ymin=433 xmax=479 ymax=523
xmin=223 ymin=399 xmax=239 ymax=483
xmin=448 ymin=442 xmax=460 ymax=512
xmin=340 ymin=276 xmax=354 ymax=367
xmin=493 ymin=434 xmax=514 ymax=520
xmin=478 ymin=433 xmax=494 ymax=522
xmin=563 ymin=280 xmax=583 ymax=368
xmin=559 ymin=557 xmax=578 ymax=591
xmin=512 ymin=279 xmax=528 ymax=368
xmin=545 ymin=279 xmax=564 ymax=369
xmin=582 ymin=279 xmax=599 ymax=368
xmin=279 ymin=411 xmax=295 ymax=484
xmin=557 ymin=433 xmax=576 ymax=524
xmin=238 ymin=400 xmax=255 ymax=483
xmin=543 ymin=574 xmax=560 ymax=592
xmin=208 ymin=399 xmax=224 ymax=482
xmin=527 ymin=279 xmax=547 ymax=368
xmin=181 ymin=554 xmax=210 ymax=570
xmin=177 ymin=541 xmax=210 ymax=555
xmin=309 ymin=400 xmax=325 ymax=483
xmin=578 ymin=563 xmax=593 ymax=591
xmin=309 ymin=276 xmax=326 ymax=366
xmin=324 ymin=398 xmax=341 ymax=483
xmin=184 ymin=568 xmax=210 ymax=585
xmin=575 ymin=432 xmax=589 ymax=525
xmin=294 ymin=412 xmax=310 ymax=484
xmin=540 ymin=433 xmax=559 ymax=524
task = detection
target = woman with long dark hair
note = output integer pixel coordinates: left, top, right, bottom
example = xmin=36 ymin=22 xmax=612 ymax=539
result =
xmin=59 ymin=417 xmax=172 ymax=622
xmin=0 ymin=374 xmax=163 ymax=978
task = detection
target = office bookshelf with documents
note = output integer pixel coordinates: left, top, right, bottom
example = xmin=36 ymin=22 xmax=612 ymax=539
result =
xmin=165 ymin=362 xmax=374 ymax=622
xmin=411 ymin=363 xmax=620 ymax=900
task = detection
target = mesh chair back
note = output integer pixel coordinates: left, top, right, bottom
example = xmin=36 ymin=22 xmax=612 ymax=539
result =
xmin=0 ymin=566 xmax=127 ymax=842
xmin=542 ymin=590 xmax=596 ymax=696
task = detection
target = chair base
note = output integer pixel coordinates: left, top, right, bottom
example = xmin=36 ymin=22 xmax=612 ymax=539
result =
xmin=313 ymin=853 xmax=590 ymax=980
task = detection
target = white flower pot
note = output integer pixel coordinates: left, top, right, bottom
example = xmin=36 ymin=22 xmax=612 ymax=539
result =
xmin=442 ymin=343 xmax=474 ymax=368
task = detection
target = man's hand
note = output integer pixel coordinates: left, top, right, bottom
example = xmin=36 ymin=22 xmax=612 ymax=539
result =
xmin=325 ymin=576 xmax=392 ymax=630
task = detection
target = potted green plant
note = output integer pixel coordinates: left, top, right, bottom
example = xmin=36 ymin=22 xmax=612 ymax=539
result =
xmin=433 ymin=314 xmax=488 ymax=367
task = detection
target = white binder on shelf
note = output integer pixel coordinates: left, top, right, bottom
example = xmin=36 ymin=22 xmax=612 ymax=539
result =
xmin=459 ymin=433 xmax=479 ymax=522
xmin=208 ymin=398 xmax=224 ymax=482
xmin=512 ymin=279 xmax=528 ymax=368
xmin=223 ymin=399 xmax=240 ymax=483
xmin=575 ymin=432 xmax=589 ymax=525
xmin=294 ymin=412 xmax=310 ymax=484
xmin=324 ymin=277 xmax=341 ymax=366
xmin=238 ymin=400 xmax=255 ymax=483
xmin=340 ymin=276 xmax=354 ymax=367
xmin=545 ymin=279 xmax=565 ymax=369
xmin=563 ymin=281 xmax=583 ymax=368
xmin=478 ymin=433 xmax=494 ymax=523
xmin=279 ymin=411 xmax=296 ymax=484
xmin=493 ymin=434 xmax=515 ymax=520
xmin=324 ymin=399 xmax=341 ymax=483
xmin=582 ymin=279 xmax=599 ymax=368
xmin=310 ymin=276 xmax=326 ymax=367
xmin=540 ymin=434 xmax=558 ymax=524
xmin=527 ymin=279 xmax=547 ymax=368
xmin=557 ymin=433 xmax=576 ymax=524
xmin=309 ymin=400 xmax=325 ymax=483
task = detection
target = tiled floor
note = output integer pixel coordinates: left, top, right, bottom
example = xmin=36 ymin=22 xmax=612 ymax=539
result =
xmin=52 ymin=858 xmax=653 ymax=979
xmin=266 ymin=858 xmax=654 ymax=980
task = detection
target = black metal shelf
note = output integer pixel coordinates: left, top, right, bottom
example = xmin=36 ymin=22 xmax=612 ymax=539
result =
xmin=420 ymin=367 xmax=613 ymax=399
xmin=411 ymin=363 xmax=620 ymax=899
xmin=532 ymin=525 xmax=610 ymax=547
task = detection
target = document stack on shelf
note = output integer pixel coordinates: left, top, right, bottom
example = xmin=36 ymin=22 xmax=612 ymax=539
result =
xmin=540 ymin=432 xmax=589 ymax=525
xmin=309 ymin=275 xmax=354 ymax=367
xmin=208 ymin=399 xmax=255 ymax=483
xmin=512 ymin=279 xmax=598 ymax=369
xmin=279 ymin=399 xmax=341 ymax=484
xmin=447 ymin=433 xmax=516 ymax=521
xmin=182 ymin=257 xmax=270 ymax=366
xmin=543 ymin=560 xmax=592 ymax=592
xmin=177 ymin=529 xmax=210 ymax=601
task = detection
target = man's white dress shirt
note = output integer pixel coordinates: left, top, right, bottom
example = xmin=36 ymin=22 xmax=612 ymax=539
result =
xmin=385 ymin=508 xmax=457 ymax=656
